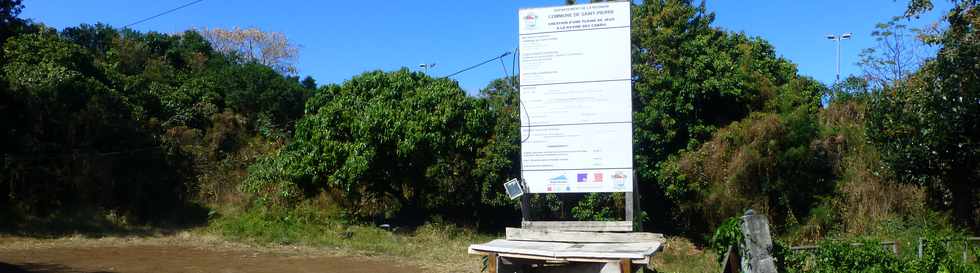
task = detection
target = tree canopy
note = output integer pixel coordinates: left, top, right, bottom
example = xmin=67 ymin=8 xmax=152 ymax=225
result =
xmin=866 ymin=0 xmax=979 ymax=226
xmin=0 ymin=19 xmax=313 ymax=223
xmin=242 ymin=70 xmax=508 ymax=224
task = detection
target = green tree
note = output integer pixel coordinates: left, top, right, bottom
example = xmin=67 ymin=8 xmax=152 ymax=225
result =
xmin=0 ymin=0 xmax=20 ymax=25
xmin=631 ymin=0 xmax=800 ymax=232
xmin=828 ymin=75 xmax=871 ymax=103
xmin=473 ymin=77 xmax=521 ymax=208
xmin=300 ymin=75 xmax=316 ymax=90
xmin=0 ymin=32 xmax=190 ymax=221
xmin=244 ymin=69 xmax=494 ymax=223
xmin=0 ymin=17 xmax=314 ymax=225
xmin=0 ymin=0 xmax=23 ymax=46
xmin=866 ymin=1 xmax=979 ymax=226
xmin=215 ymin=62 xmax=308 ymax=130
xmin=61 ymin=23 xmax=118 ymax=57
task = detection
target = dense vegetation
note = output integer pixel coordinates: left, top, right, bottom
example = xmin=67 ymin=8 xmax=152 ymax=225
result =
xmin=1 ymin=0 xmax=979 ymax=271
xmin=0 ymin=5 xmax=313 ymax=228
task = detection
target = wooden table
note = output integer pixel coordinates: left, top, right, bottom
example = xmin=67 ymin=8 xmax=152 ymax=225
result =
xmin=468 ymin=234 xmax=663 ymax=273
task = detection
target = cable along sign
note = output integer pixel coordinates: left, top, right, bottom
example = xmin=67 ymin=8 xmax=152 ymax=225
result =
xmin=518 ymin=2 xmax=632 ymax=193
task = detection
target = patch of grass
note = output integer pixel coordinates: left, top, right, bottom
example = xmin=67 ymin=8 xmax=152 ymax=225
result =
xmin=855 ymin=210 xmax=964 ymax=259
xmin=650 ymin=237 xmax=719 ymax=273
xmin=210 ymin=201 xmax=730 ymax=273
xmin=207 ymin=203 xmax=496 ymax=273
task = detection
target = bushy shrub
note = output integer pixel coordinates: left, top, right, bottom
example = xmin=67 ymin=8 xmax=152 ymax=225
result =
xmin=658 ymin=108 xmax=835 ymax=235
xmin=242 ymin=70 xmax=511 ymax=224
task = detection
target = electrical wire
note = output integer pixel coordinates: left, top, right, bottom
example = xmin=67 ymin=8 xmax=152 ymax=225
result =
xmin=124 ymin=0 xmax=205 ymax=28
xmin=495 ymin=48 xmax=532 ymax=192
xmin=442 ymin=51 xmax=511 ymax=79
xmin=441 ymin=50 xmax=532 ymax=143
xmin=496 ymin=49 xmax=533 ymax=144
xmin=511 ymin=48 xmax=533 ymax=143
xmin=499 ymin=56 xmax=509 ymax=79
xmin=511 ymin=47 xmax=517 ymax=86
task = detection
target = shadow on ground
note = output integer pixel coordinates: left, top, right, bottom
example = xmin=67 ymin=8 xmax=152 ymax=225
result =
xmin=0 ymin=262 xmax=112 ymax=273
xmin=0 ymin=203 xmax=211 ymax=239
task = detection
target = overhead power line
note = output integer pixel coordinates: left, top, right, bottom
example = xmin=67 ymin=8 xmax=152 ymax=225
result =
xmin=484 ymin=48 xmax=532 ymax=144
xmin=124 ymin=0 xmax=205 ymax=28
xmin=442 ymin=51 xmax=512 ymax=79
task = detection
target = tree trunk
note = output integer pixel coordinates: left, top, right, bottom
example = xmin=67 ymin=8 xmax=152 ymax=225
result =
xmin=948 ymin=172 xmax=978 ymax=229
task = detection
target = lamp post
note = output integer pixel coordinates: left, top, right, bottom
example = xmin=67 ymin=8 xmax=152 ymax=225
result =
xmin=826 ymin=32 xmax=852 ymax=82
xmin=419 ymin=63 xmax=436 ymax=74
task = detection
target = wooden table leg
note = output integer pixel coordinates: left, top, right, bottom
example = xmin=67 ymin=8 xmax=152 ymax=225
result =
xmin=620 ymin=258 xmax=632 ymax=273
xmin=488 ymin=253 xmax=497 ymax=273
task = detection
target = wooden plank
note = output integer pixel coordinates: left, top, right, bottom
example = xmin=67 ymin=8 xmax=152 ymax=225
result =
xmin=495 ymin=252 xmax=650 ymax=265
xmin=468 ymin=239 xmax=662 ymax=260
xmin=498 ymin=252 xmax=566 ymax=262
xmin=566 ymin=257 xmax=649 ymax=265
xmin=471 ymin=249 xmax=651 ymax=264
xmin=506 ymin=228 xmax=664 ymax=243
xmin=522 ymin=221 xmax=633 ymax=232
xmin=721 ymin=246 xmax=740 ymax=273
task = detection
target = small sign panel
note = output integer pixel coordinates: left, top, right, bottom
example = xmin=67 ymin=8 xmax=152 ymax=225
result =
xmin=504 ymin=178 xmax=525 ymax=200
xmin=519 ymin=2 xmax=633 ymax=193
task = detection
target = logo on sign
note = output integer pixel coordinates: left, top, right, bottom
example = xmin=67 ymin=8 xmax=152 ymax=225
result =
xmin=594 ymin=173 xmax=603 ymax=182
xmin=613 ymin=171 xmax=627 ymax=189
xmin=524 ymin=13 xmax=538 ymax=28
xmin=577 ymin=173 xmax=588 ymax=182
xmin=548 ymin=174 xmax=568 ymax=184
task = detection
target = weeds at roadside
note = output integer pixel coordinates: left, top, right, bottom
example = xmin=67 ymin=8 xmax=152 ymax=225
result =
xmin=649 ymin=237 xmax=719 ymax=273
xmin=207 ymin=203 xmax=496 ymax=273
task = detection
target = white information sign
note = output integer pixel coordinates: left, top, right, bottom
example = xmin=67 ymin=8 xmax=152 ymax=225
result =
xmin=519 ymin=2 xmax=632 ymax=193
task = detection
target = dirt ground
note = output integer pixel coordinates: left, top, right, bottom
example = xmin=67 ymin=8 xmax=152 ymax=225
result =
xmin=0 ymin=234 xmax=422 ymax=273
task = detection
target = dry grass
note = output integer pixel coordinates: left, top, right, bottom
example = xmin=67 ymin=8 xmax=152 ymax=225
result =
xmin=818 ymin=99 xmax=927 ymax=236
xmin=208 ymin=205 xmax=496 ymax=273
xmin=650 ymin=236 xmax=719 ymax=273
xmin=672 ymin=112 xmax=787 ymax=231
xmin=836 ymin=153 xmax=925 ymax=235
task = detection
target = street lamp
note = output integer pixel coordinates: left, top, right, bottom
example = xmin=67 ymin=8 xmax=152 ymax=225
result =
xmin=826 ymin=32 xmax=852 ymax=82
xmin=419 ymin=63 xmax=436 ymax=73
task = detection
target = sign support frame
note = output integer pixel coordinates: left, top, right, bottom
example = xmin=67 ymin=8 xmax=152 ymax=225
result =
xmin=516 ymin=1 xmax=637 ymax=232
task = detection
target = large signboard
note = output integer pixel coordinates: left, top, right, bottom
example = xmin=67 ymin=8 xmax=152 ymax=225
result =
xmin=519 ymin=2 xmax=632 ymax=193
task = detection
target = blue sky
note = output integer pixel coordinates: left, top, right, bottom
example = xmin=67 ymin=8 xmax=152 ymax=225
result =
xmin=23 ymin=1 xmax=949 ymax=94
